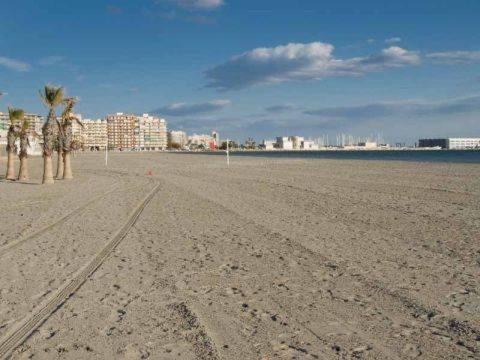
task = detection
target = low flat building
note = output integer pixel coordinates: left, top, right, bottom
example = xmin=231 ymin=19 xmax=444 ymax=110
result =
xmin=357 ymin=141 xmax=378 ymax=149
xmin=261 ymin=140 xmax=276 ymax=150
xmin=301 ymin=140 xmax=319 ymax=150
xmin=448 ymin=138 xmax=480 ymax=150
xmin=419 ymin=138 xmax=480 ymax=149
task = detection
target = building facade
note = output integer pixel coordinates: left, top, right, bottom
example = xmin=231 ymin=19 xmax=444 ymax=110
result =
xmin=134 ymin=114 xmax=167 ymax=150
xmin=0 ymin=112 xmax=44 ymax=136
xmin=168 ymin=130 xmax=187 ymax=148
xmin=83 ymin=119 xmax=108 ymax=150
xmin=419 ymin=138 xmax=480 ymax=149
xmin=276 ymin=137 xmax=293 ymax=150
xmin=106 ymin=113 xmax=137 ymax=150
xmin=188 ymin=134 xmax=215 ymax=149
xmin=448 ymin=138 xmax=480 ymax=150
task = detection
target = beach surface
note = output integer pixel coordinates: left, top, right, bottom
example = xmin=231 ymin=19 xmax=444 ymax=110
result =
xmin=0 ymin=152 xmax=479 ymax=359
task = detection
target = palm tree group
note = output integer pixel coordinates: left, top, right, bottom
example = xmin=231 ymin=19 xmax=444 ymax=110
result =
xmin=2 ymin=85 xmax=81 ymax=184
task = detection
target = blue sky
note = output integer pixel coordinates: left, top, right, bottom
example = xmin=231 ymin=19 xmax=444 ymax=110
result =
xmin=1 ymin=0 xmax=480 ymax=143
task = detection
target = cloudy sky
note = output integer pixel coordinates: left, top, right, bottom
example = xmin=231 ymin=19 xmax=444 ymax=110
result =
xmin=1 ymin=0 xmax=480 ymax=143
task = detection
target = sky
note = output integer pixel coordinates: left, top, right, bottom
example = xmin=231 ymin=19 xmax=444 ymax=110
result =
xmin=1 ymin=0 xmax=480 ymax=144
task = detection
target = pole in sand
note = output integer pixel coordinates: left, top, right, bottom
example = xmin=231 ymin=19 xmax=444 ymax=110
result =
xmin=105 ymin=146 xmax=108 ymax=166
xmin=226 ymin=139 xmax=230 ymax=168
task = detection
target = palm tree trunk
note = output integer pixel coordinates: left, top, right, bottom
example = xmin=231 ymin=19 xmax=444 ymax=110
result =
xmin=42 ymin=109 xmax=55 ymax=184
xmin=6 ymin=150 xmax=15 ymax=180
xmin=56 ymin=149 xmax=64 ymax=179
xmin=63 ymin=151 xmax=73 ymax=179
xmin=18 ymin=155 xmax=28 ymax=181
xmin=42 ymin=155 xmax=54 ymax=184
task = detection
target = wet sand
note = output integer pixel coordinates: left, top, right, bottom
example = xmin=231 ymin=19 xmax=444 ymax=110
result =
xmin=0 ymin=152 xmax=479 ymax=359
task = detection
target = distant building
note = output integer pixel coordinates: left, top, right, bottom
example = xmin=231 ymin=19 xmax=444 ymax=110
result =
xmin=447 ymin=138 xmax=480 ymax=150
xmin=135 ymin=114 xmax=167 ymax=151
xmin=301 ymin=140 xmax=319 ymax=150
xmin=83 ymin=119 xmax=108 ymax=150
xmin=106 ymin=113 xmax=137 ymax=150
xmin=188 ymin=133 xmax=216 ymax=149
xmin=357 ymin=141 xmax=378 ymax=149
xmin=212 ymin=131 xmax=220 ymax=148
xmin=261 ymin=140 xmax=276 ymax=150
xmin=70 ymin=113 xmax=85 ymax=146
xmin=0 ymin=112 xmax=44 ymax=136
xmin=289 ymin=136 xmax=304 ymax=150
xmin=0 ymin=113 xmax=44 ymax=155
xmin=418 ymin=138 xmax=480 ymax=150
xmin=168 ymin=130 xmax=187 ymax=148
xmin=276 ymin=136 xmax=293 ymax=150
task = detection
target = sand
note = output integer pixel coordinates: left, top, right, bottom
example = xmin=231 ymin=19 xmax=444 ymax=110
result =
xmin=0 ymin=152 xmax=479 ymax=359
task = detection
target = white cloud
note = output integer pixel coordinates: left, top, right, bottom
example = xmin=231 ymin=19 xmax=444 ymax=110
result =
xmin=38 ymin=56 xmax=65 ymax=66
xmin=152 ymin=99 xmax=231 ymax=116
xmin=170 ymin=0 xmax=224 ymax=10
xmin=0 ymin=56 xmax=30 ymax=72
xmin=426 ymin=51 xmax=480 ymax=64
xmin=303 ymin=95 xmax=480 ymax=118
xmin=385 ymin=37 xmax=402 ymax=44
xmin=205 ymin=42 xmax=420 ymax=90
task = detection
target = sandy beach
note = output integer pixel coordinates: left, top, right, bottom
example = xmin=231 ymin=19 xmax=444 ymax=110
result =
xmin=0 ymin=152 xmax=479 ymax=359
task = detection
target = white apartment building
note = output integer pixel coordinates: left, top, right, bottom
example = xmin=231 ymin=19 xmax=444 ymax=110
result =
xmin=0 ymin=112 xmax=44 ymax=136
xmin=262 ymin=140 xmax=276 ymax=150
xmin=134 ymin=114 xmax=167 ymax=151
xmin=70 ymin=113 xmax=85 ymax=146
xmin=107 ymin=113 xmax=137 ymax=150
xmin=448 ymin=138 xmax=480 ymax=150
xmin=83 ymin=119 xmax=108 ymax=150
xmin=168 ymin=130 xmax=188 ymax=148
xmin=188 ymin=134 xmax=215 ymax=148
xmin=357 ymin=141 xmax=378 ymax=149
xmin=276 ymin=136 xmax=293 ymax=150
xmin=301 ymin=140 xmax=319 ymax=150
xmin=289 ymin=136 xmax=304 ymax=150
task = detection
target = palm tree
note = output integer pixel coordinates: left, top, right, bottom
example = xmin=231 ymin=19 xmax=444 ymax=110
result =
xmin=60 ymin=97 xmax=82 ymax=180
xmin=39 ymin=85 xmax=63 ymax=184
xmin=5 ymin=108 xmax=23 ymax=180
xmin=17 ymin=118 xmax=31 ymax=181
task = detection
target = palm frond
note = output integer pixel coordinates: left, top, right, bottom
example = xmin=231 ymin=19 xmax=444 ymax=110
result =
xmin=39 ymin=85 xmax=64 ymax=108
xmin=21 ymin=119 xmax=30 ymax=131
xmin=8 ymin=107 xmax=25 ymax=124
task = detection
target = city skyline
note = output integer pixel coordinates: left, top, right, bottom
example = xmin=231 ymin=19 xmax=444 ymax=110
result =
xmin=1 ymin=0 xmax=480 ymax=143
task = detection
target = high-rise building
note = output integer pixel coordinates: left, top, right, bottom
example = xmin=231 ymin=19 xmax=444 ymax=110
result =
xmin=0 ymin=112 xmax=44 ymax=136
xmin=168 ymin=130 xmax=187 ymax=148
xmin=70 ymin=113 xmax=85 ymax=146
xmin=106 ymin=113 xmax=137 ymax=150
xmin=212 ymin=131 xmax=219 ymax=148
xmin=135 ymin=114 xmax=167 ymax=150
xmin=83 ymin=119 xmax=108 ymax=150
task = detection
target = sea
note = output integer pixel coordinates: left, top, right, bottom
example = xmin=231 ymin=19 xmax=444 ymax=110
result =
xmin=183 ymin=150 xmax=480 ymax=164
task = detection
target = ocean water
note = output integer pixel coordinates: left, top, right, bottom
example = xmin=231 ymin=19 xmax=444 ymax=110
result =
xmin=183 ymin=150 xmax=480 ymax=164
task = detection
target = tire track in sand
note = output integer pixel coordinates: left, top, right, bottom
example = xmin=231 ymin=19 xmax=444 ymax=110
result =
xmin=0 ymin=184 xmax=124 ymax=258
xmin=0 ymin=183 xmax=161 ymax=359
